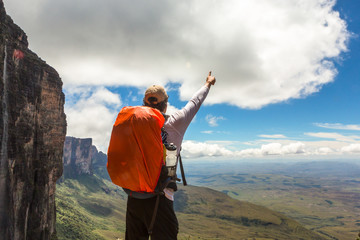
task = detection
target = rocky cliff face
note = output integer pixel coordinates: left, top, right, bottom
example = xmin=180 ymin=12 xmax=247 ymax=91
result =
xmin=63 ymin=137 xmax=93 ymax=177
xmin=62 ymin=137 xmax=109 ymax=180
xmin=91 ymin=145 xmax=109 ymax=180
xmin=0 ymin=1 xmax=67 ymax=239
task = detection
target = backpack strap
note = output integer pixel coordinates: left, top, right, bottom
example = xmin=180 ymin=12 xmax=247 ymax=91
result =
xmin=178 ymin=154 xmax=187 ymax=186
xmin=148 ymin=193 xmax=161 ymax=235
xmin=148 ymin=176 xmax=173 ymax=235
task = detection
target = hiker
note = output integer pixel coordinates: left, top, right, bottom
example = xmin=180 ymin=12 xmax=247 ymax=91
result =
xmin=125 ymin=72 xmax=216 ymax=240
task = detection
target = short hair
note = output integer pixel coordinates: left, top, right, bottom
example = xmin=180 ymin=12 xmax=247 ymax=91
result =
xmin=143 ymin=97 xmax=168 ymax=113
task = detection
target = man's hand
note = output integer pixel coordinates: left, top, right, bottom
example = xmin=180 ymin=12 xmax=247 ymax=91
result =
xmin=205 ymin=71 xmax=216 ymax=87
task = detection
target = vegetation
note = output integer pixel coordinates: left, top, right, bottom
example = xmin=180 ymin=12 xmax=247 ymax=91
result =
xmin=56 ymin=175 xmax=126 ymax=240
xmin=186 ymin=161 xmax=360 ymax=240
xmin=56 ymin=174 xmax=326 ymax=240
xmin=175 ymin=185 xmax=326 ymax=240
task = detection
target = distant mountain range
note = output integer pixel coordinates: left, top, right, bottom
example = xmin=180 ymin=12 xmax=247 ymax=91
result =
xmin=56 ymin=137 xmax=328 ymax=239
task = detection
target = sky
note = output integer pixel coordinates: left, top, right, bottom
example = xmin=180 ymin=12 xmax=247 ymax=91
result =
xmin=3 ymin=0 xmax=360 ymax=162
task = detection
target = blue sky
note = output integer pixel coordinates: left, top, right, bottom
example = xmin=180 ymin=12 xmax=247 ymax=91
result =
xmin=4 ymin=0 xmax=360 ymax=161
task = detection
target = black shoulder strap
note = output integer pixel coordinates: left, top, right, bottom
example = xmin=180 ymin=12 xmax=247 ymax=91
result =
xmin=148 ymin=177 xmax=173 ymax=235
xmin=148 ymin=194 xmax=161 ymax=235
xmin=178 ymin=154 xmax=187 ymax=186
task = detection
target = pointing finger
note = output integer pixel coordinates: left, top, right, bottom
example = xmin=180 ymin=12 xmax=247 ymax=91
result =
xmin=209 ymin=71 xmax=212 ymax=76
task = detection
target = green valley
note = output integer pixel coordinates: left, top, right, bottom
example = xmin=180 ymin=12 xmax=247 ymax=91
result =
xmin=186 ymin=161 xmax=360 ymax=240
xmin=56 ymin=174 xmax=326 ymax=240
xmin=57 ymin=138 xmax=359 ymax=239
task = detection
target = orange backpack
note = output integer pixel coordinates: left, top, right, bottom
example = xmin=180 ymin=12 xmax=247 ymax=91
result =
xmin=107 ymin=106 xmax=165 ymax=193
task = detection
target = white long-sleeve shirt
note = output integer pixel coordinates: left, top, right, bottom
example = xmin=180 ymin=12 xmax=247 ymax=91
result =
xmin=163 ymin=85 xmax=210 ymax=200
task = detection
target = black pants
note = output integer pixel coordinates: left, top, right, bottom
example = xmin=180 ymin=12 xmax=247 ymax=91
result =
xmin=125 ymin=195 xmax=179 ymax=240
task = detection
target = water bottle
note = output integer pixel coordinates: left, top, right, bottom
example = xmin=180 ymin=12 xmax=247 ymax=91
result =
xmin=164 ymin=143 xmax=177 ymax=177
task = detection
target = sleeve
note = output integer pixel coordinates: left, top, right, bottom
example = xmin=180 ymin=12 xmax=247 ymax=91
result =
xmin=168 ymin=85 xmax=210 ymax=136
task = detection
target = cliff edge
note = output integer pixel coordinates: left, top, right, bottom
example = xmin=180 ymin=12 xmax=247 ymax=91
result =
xmin=0 ymin=1 xmax=67 ymax=239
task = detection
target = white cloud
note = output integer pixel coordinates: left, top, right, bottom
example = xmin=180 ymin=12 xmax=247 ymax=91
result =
xmin=4 ymin=0 xmax=350 ymax=109
xmin=181 ymin=138 xmax=360 ymax=160
xmin=3 ymin=0 xmax=356 ymax=159
xmin=316 ymin=147 xmax=335 ymax=155
xmin=305 ymin=132 xmax=360 ymax=142
xmin=166 ymin=103 xmax=180 ymax=116
xmin=240 ymin=142 xmax=305 ymax=156
xmin=282 ymin=142 xmax=306 ymax=154
xmin=182 ymin=140 xmax=307 ymax=159
xmin=90 ymin=88 xmax=122 ymax=106
xmin=205 ymin=114 xmax=226 ymax=127
xmin=65 ymin=87 xmax=121 ymax=152
xmin=259 ymin=134 xmax=287 ymax=139
xmin=127 ymin=91 xmax=138 ymax=102
xmin=201 ymin=131 xmax=213 ymax=134
xmin=260 ymin=143 xmax=283 ymax=155
xmin=341 ymin=144 xmax=360 ymax=153
xmin=181 ymin=140 xmax=233 ymax=158
xmin=315 ymin=123 xmax=360 ymax=131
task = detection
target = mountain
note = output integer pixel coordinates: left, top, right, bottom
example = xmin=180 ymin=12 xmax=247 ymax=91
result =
xmin=63 ymin=137 xmax=93 ymax=177
xmin=57 ymin=137 xmax=327 ymax=240
xmin=61 ymin=136 xmax=109 ymax=180
xmin=0 ymin=1 xmax=66 ymax=239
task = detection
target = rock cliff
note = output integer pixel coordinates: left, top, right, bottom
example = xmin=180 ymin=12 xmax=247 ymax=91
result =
xmin=63 ymin=137 xmax=93 ymax=177
xmin=0 ymin=1 xmax=67 ymax=239
xmin=62 ymin=137 xmax=109 ymax=180
xmin=90 ymin=144 xmax=109 ymax=180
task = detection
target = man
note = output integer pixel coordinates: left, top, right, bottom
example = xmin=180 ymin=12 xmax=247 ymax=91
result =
xmin=125 ymin=71 xmax=216 ymax=240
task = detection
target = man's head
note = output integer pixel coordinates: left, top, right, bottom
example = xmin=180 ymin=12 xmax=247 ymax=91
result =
xmin=143 ymin=85 xmax=168 ymax=113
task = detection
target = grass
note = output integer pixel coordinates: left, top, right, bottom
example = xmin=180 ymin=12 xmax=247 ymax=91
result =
xmin=56 ymin=174 xmax=327 ymax=240
xmin=189 ymin=172 xmax=360 ymax=240
xmin=56 ymin=175 xmax=126 ymax=240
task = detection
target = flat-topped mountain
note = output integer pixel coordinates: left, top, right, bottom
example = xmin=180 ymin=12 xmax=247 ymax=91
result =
xmin=61 ymin=136 xmax=108 ymax=180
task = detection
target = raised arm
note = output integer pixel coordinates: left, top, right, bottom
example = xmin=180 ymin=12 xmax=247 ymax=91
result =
xmin=168 ymin=71 xmax=216 ymax=135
